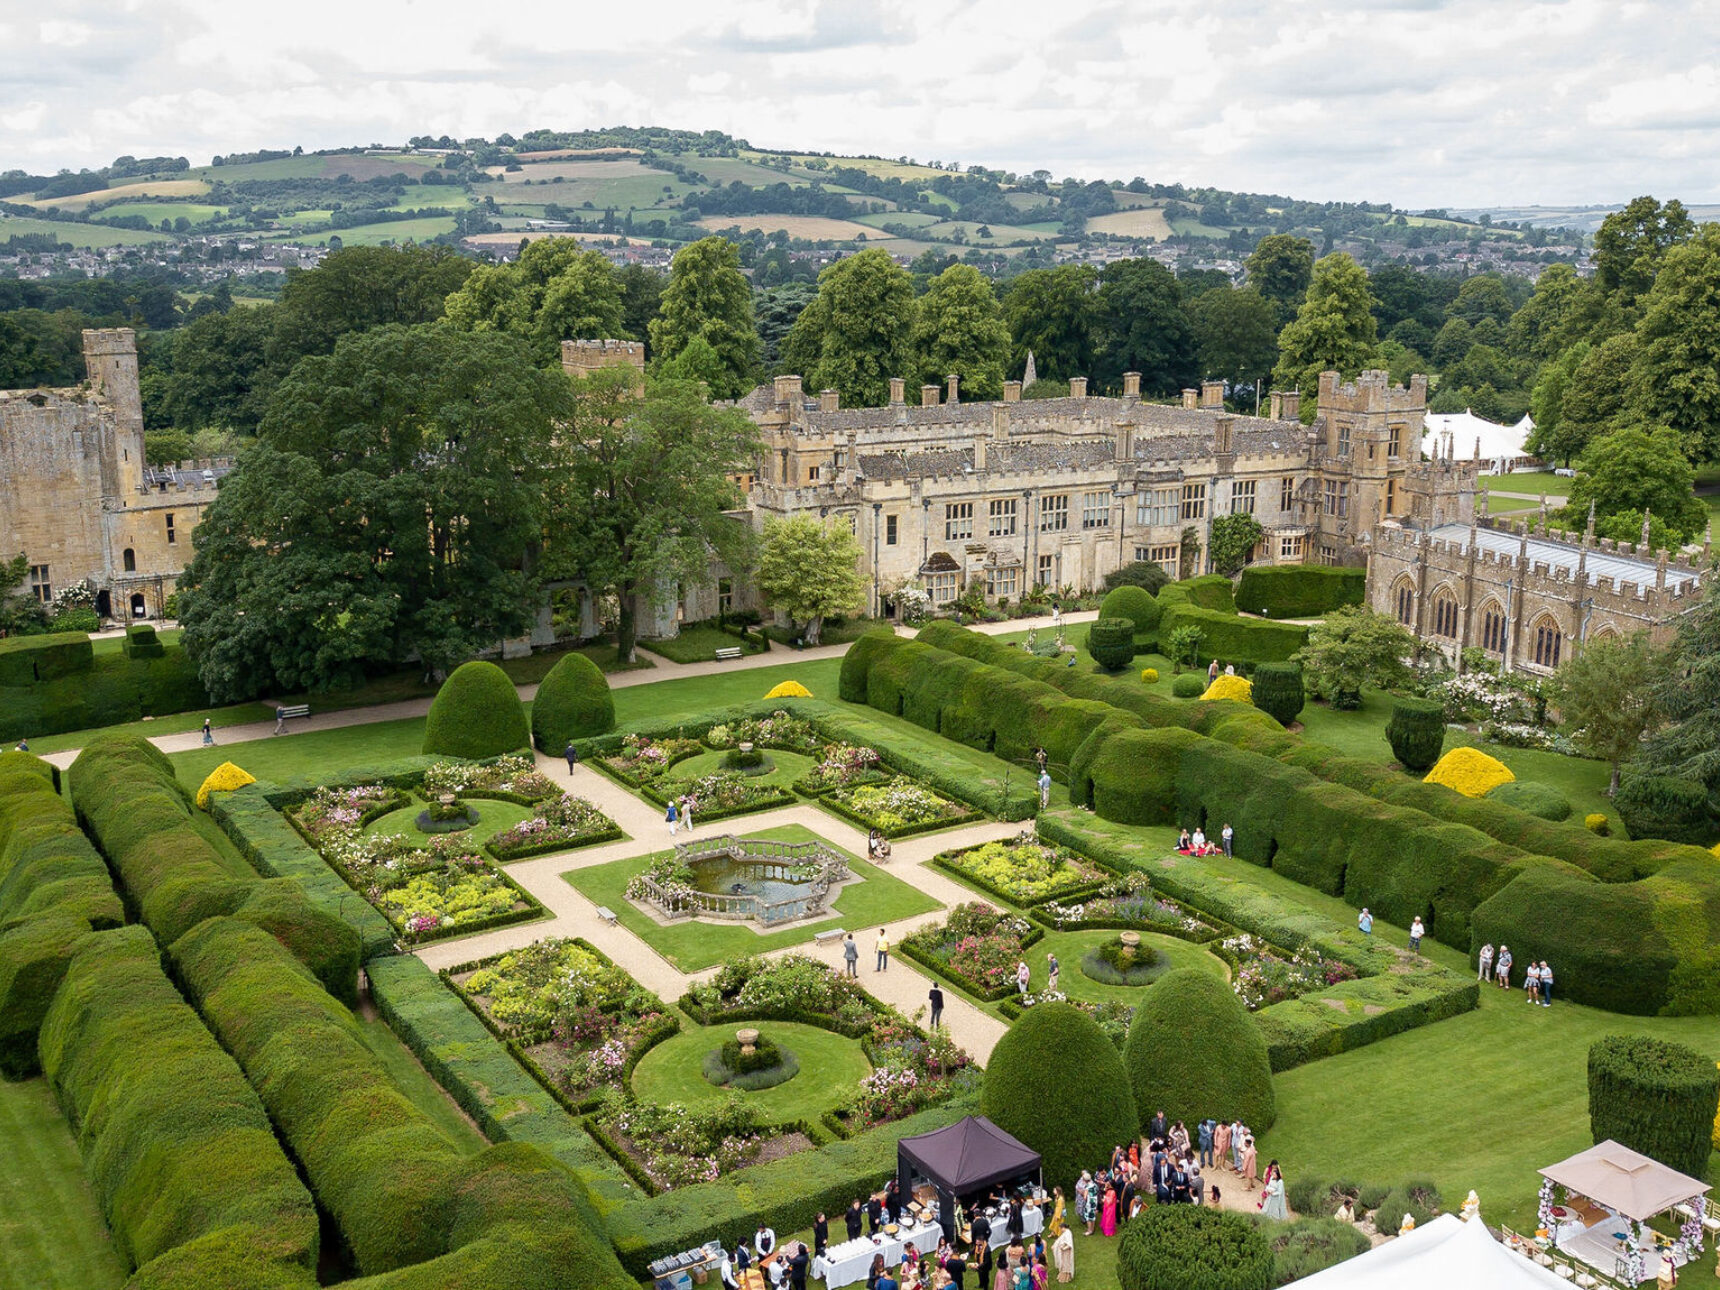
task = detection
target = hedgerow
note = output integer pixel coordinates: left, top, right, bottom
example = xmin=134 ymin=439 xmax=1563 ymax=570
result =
xmin=1588 ymin=1035 xmax=1720 ymax=1178
xmin=1234 ymin=565 xmax=1366 ymax=619
xmin=1117 ymin=1205 xmax=1274 ymax=1290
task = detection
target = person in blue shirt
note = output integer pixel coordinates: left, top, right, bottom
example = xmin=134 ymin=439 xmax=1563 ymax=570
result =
xmin=1199 ymin=1119 xmax=1215 ymax=1168
xmin=1358 ymin=908 xmax=1373 ymax=935
xmin=1037 ymin=769 xmax=1052 ymax=808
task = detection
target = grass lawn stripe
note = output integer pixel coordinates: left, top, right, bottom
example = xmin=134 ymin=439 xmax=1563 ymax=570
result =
xmin=0 ymin=1077 xmax=126 ymax=1289
xmin=562 ymin=823 xmax=942 ymax=973
xmin=353 ymin=1016 xmax=490 ymax=1156
xmin=630 ymin=1021 xmax=872 ymax=1123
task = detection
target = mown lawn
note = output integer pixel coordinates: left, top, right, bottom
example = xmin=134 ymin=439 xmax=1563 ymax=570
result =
xmin=638 ymin=624 xmax=767 ymax=664
xmin=365 ymin=796 xmax=540 ymax=851
xmin=562 ymin=823 xmax=942 ymax=972
xmin=0 ymin=1078 xmax=126 ymax=1289
xmin=630 ymin=1021 xmax=873 ymax=1122
xmin=170 ymin=716 xmax=430 ymax=787
xmin=611 ymin=658 xmax=845 ymax=725
xmin=668 ymin=748 xmax=817 ymax=790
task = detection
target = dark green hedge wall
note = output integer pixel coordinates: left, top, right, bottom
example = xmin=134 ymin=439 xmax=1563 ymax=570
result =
xmin=1588 ymin=1034 xmax=1720 ymax=1177
xmin=1099 ymin=585 xmax=1162 ymax=639
xmin=0 ymin=645 xmax=211 ymax=742
xmin=1235 ymin=566 xmax=1366 ymax=619
xmin=1117 ymin=1204 xmax=1274 ymax=1290
xmin=1385 ymin=697 xmax=1445 ymax=771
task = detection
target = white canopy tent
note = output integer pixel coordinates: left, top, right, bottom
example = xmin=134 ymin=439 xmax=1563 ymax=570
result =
xmin=1539 ymin=1140 xmax=1710 ymax=1223
xmin=1422 ymin=409 xmax=1536 ymax=473
xmin=1292 ymin=1213 xmax=1570 ymax=1289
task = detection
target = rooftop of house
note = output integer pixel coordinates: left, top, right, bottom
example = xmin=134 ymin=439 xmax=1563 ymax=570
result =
xmin=1425 ymin=522 xmax=1703 ymax=592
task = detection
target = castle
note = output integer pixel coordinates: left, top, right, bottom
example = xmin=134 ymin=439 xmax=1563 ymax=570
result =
xmin=0 ymin=329 xmax=230 ymax=621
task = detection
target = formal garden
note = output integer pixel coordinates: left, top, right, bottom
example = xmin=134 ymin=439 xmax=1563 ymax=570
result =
xmin=3 ymin=567 xmax=1720 ymax=1290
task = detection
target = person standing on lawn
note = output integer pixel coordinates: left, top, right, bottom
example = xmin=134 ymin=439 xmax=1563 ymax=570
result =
xmin=1046 ymin=953 xmax=1060 ymax=993
xmin=875 ymin=927 xmax=890 ymax=972
xmin=1477 ymin=942 xmax=1494 ymax=982
xmin=1220 ymin=822 xmax=1233 ymax=856
xmin=1539 ymin=961 xmax=1554 ymax=1007
xmin=1408 ymin=917 xmax=1425 ymax=953
xmin=1496 ymin=945 xmax=1512 ymax=988
xmin=1358 ymin=908 xmax=1373 ymax=936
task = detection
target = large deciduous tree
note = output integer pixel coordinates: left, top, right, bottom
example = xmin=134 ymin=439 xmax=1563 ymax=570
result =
xmin=1628 ymin=223 xmax=1720 ymax=463
xmin=159 ymin=304 xmax=283 ymax=433
xmin=1593 ymin=195 xmax=1694 ymax=309
xmin=1640 ymin=575 xmax=1720 ymax=804
xmin=1001 ymin=264 xmax=1099 ymax=381
xmin=754 ymin=515 xmax=867 ymax=645
xmin=272 ymin=244 xmax=474 ymax=363
xmin=780 ymin=248 xmax=915 ymax=407
xmin=443 ymin=240 xmax=627 ymax=362
xmin=176 ymin=325 xmax=564 ymax=700
xmin=1190 ymin=286 xmax=1278 ymax=393
xmin=1245 ymin=234 xmax=1316 ymax=324
xmin=1548 ymin=633 xmax=1667 ymax=794
xmin=648 ymin=236 xmax=761 ymax=400
xmin=1291 ymin=605 xmax=1417 ymax=708
xmin=1095 ymin=257 xmax=1198 ymax=394
xmin=1271 ymin=252 xmax=1380 ymax=418
xmin=544 ymin=368 xmax=761 ymax=663
xmin=911 ymin=264 xmax=1011 ymax=400
xmin=1558 ymin=423 xmax=1707 ymax=546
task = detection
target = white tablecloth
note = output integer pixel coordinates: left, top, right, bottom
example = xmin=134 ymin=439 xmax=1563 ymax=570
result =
xmin=813 ymin=1220 xmax=942 ymax=1287
xmin=970 ymin=1203 xmax=1043 ymax=1244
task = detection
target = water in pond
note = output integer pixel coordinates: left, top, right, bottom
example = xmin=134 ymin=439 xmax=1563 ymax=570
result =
xmin=688 ymin=856 xmax=814 ymax=908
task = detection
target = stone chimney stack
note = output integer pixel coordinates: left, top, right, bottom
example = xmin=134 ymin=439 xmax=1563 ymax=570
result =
xmin=1002 ymin=380 xmax=1022 ymax=403
xmin=921 ymin=384 xmax=940 ymax=408
xmin=1201 ymin=380 xmax=1224 ymax=409
xmin=774 ymin=374 xmax=804 ymax=406
xmin=819 ymin=388 xmax=839 ymax=412
xmin=1070 ymin=376 xmax=1088 ymax=398
xmin=889 ymin=377 xmax=906 ymax=405
xmin=946 ymin=373 xmax=960 ymax=405
xmin=1182 ymin=388 xmax=1199 ymax=409
xmin=1115 ymin=417 xmax=1136 ymax=463
xmin=1280 ymin=389 xmax=1301 ymax=420
xmin=1215 ymin=415 xmax=1234 ymax=456
xmin=1122 ymin=371 xmax=1142 ymax=398
xmin=973 ymin=435 xmax=987 ymax=471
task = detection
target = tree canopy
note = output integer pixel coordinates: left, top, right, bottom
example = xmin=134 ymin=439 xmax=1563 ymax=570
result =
xmin=1245 ymin=234 xmax=1315 ymax=325
xmin=1096 ymin=257 xmax=1198 ymax=393
xmin=911 ymin=264 xmax=1011 ymax=400
xmin=1000 ymin=265 xmax=1099 ymax=382
xmin=1559 ymin=424 xmax=1707 ymax=546
xmin=1548 ymin=633 xmax=1666 ymax=794
xmin=780 ymin=248 xmax=915 ymax=407
xmin=648 ymin=236 xmax=760 ymax=400
xmin=1271 ymin=253 xmax=1379 ymax=416
xmin=755 ymin=515 xmax=868 ymax=645
xmin=443 ymin=240 xmax=627 ymax=363
xmin=1292 ymin=605 xmax=1416 ymax=708
xmin=1627 ymin=223 xmax=1720 ymax=463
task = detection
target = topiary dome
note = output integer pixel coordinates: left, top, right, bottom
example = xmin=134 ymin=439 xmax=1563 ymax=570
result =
xmin=978 ymin=1002 xmax=1139 ymax=1194
xmin=1422 ymin=746 xmax=1514 ymax=798
xmin=530 ymin=652 xmax=615 ymax=752
xmin=1200 ymin=675 xmax=1253 ymax=703
xmin=423 ymin=661 xmax=529 ymax=759
xmin=1123 ymin=968 xmax=1275 ymax=1133
xmin=765 ymin=680 xmax=812 ymax=698
xmin=1100 ymin=584 xmax=1162 ymax=638
xmin=1117 ymin=1204 xmax=1274 ymax=1290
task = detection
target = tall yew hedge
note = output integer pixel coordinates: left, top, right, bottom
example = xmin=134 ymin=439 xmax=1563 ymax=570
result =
xmin=1588 ymin=1034 xmax=1720 ymax=1177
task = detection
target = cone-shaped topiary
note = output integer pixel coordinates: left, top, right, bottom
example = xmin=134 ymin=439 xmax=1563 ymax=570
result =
xmin=1087 ymin=617 xmax=1137 ymax=671
xmin=1386 ymin=697 xmax=1446 ymax=771
xmin=1124 ymin=968 xmax=1275 ymax=1133
xmin=423 ymin=661 xmax=529 ymax=759
xmin=979 ymin=1002 xmax=1139 ymax=1194
xmin=1589 ymin=1034 xmax=1720 ymax=1177
xmin=1251 ymin=661 xmax=1305 ymax=726
xmin=530 ymin=652 xmax=615 ymax=752
xmin=1100 ymin=584 xmax=1162 ymax=639
xmin=1117 ymin=1204 xmax=1274 ymax=1290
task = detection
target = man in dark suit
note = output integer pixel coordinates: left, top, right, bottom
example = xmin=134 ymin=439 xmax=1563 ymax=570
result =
xmin=846 ymin=1198 xmax=864 ymax=1240
xmin=788 ymin=1241 xmax=810 ymax=1290
xmin=866 ymin=1192 xmax=883 ymax=1234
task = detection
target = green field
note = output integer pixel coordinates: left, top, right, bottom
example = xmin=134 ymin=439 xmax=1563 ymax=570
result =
xmin=0 ymin=1078 xmax=127 ymax=1289
xmin=366 ymin=795 xmax=539 ymax=850
xmin=631 ymin=1021 xmax=873 ymax=1121
xmin=1480 ymin=472 xmax=1571 ymax=494
xmin=170 ymin=715 xmax=430 ymax=786
xmin=95 ymin=202 xmax=231 ymax=225
xmin=270 ymin=215 xmax=457 ymax=246
xmin=562 ymin=824 xmax=942 ymax=972
xmin=0 ymin=215 xmax=171 ymax=246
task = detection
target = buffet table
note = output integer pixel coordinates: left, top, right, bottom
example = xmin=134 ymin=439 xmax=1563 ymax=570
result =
xmin=970 ymin=1201 xmax=1044 ymax=1243
xmin=813 ymin=1220 xmax=942 ymax=1287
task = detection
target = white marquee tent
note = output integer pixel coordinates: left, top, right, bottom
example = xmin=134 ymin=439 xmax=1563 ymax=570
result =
xmin=1291 ymin=1213 xmax=1570 ymax=1289
xmin=1422 ymin=409 xmax=1536 ymax=473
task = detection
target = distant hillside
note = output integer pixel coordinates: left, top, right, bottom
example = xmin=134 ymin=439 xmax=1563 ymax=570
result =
xmin=1 ymin=126 xmax=1584 ymax=275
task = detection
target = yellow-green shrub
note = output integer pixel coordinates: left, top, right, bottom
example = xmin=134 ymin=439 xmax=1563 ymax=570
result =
xmin=1423 ymin=747 xmax=1515 ymax=798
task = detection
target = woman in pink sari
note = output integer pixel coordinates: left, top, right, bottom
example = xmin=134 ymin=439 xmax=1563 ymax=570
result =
xmin=1100 ymin=1184 xmax=1119 ymax=1237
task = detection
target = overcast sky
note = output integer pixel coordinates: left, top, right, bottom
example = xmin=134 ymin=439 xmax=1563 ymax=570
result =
xmin=3 ymin=0 xmax=1716 ymax=210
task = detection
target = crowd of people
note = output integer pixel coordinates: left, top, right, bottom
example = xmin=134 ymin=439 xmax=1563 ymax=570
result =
xmin=1475 ymin=943 xmax=1555 ymax=1005
xmin=1073 ymin=1112 xmax=1286 ymax=1240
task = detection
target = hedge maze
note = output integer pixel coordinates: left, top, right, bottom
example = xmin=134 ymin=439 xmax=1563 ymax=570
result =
xmin=846 ymin=622 xmax=1720 ymax=1015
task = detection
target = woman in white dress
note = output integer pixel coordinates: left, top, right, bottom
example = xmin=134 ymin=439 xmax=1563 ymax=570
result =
xmin=1258 ymin=1162 xmax=1288 ymax=1220
xmin=1052 ymin=1226 xmax=1074 ymax=1283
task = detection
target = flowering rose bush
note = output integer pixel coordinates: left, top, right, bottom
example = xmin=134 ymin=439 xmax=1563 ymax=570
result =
xmin=607 ymin=734 xmax=702 ymax=783
xmin=380 ymin=869 xmax=518 ymax=935
xmin=292 ymin=784 xmax=406 ymax=841
xmin=487 ymin=792 xmax=617 ymax=858
xmin=423 ymin=754 xmax=558 ymax=801
xmin=901 ymin=903 xmax=1035 ymax=997
xmin=942 ymin=837 xmax=1105 ymax=904
xmin=1434 ymin=671 xmax=1534 ymax=725
xmin=703 ymin=710 xmax=820 ymax=752
xmin=1222 ymin=933 xmax=1357 ymax=1010
xmin=829 ymin=776 xmax=966 ymax=833
xmin=688 ymin=953 xmax=878 ymax=1032
xmin=463 ymin=938 xmax=639 ymax=1041
xmin=624 ymin=854 xmax=700 ymax=905
xmin=797 ymin=742 xmax=885 ymax=793
xmin=598 ymin=1092 xmax=772 ymax=1189
xmin=666 ymin=770 xmax=790 ymax=814
xmin=1040 ymin=872 xmax=1211 ymax=936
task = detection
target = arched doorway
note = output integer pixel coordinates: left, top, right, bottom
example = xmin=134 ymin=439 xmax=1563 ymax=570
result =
xmin=130 ymin=593 xmax=147 ymax=619
xmin=95 ymin=589 xmax=111 ymax=619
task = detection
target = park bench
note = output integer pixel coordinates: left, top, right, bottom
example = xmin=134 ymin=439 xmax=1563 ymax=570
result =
xmin=812 ymin=927 xmax=847 ymax=945
xmin=713 ymin=646 xmax=744 ymax=661
xmin=594 ymin=906 xmax=618 ymax=925
xmin=273 ymin=704 xmax=311 ymax=731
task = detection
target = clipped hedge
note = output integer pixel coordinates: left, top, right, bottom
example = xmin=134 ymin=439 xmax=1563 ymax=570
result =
xmin=1117 ymin=1204 xmax=1274 ymax=1290
xmin=1100 ymin=585 xmax=1162 ymax=639
xmin=1486 ymin=780 xmax=1573 ymax=822
xmin=70 ymin=734 xmax=360 ymax=1001
xmin=122 ymin=623 xmax=166 ymax=659
xmin=1251 ymin=662 xmax=1305 ymax=726
xmin=0 ymin=644 xmax=211 ymax=742
xmin=38 ymin=925 xmax=320 ymax=1282
xmin=1087 ymin=617 xmax=1138 ymax=671
xmin=0 ymin=630 xmax=93 ymax=684
xmin=422 ymin=661 xmax=529 ymax=759
xmin=1124 ymin=969 xmax=1276 ymax=1132
xmin=1235 ymin=565 xmax=1366 ymax=619
xmin=1588 ymin=1035 xmax=1720 ymax=1177
xmin=979 ymin=1002 xmax=1137 ymax=1194
xmin=1615 ymin=774 xmax=1714 ymax=846
xmin=1156 ymin=601 xmax=1308 ymax=666
xmin=1386 ymin=697 xmax=1446 ymax=772
xmin=530 ymin=651 xmax=615 ymax=752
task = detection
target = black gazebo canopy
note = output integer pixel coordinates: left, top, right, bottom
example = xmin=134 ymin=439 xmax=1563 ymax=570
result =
xmin=897 ymin=1116 xmax=1042 ymax=1240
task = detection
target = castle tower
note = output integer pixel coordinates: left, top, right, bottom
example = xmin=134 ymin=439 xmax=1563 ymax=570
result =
xmin=83 ymin=328 xmax=145 ymax=501
xmin=559 ymin=338 xmax=646 ymax=382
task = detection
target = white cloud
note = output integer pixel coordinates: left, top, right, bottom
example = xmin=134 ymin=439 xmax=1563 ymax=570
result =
xmin=2 ymin=0 xmax=1719 ymax=208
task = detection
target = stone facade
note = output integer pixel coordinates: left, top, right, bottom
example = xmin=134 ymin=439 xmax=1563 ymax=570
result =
xmin=732 ymin=366 xmax=1455 ymax=617
xmin=1367 ymin=510 xmax=1710 ymax=675
xmin=0 ymin=328 xmax=229 ymax=621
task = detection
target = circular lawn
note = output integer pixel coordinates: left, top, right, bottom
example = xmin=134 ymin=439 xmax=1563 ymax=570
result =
xmin=630 ymin=1021 xmax=871 ymax=1122
xmin=1023 ymin=929 xmax=1228 ymax=1006
xmin=668 ymin=748 xmax=817 ymax=791
xmin=366 ymin=796 xmax=537 ymax=850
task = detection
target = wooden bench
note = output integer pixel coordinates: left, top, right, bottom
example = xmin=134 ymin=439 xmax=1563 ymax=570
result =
xmin=273 ymin=704 xmax=310 ymax=732
xmin=812 ymin=927 xmax=847 ymax=945
xmin=713 ymin=646 xmax=744 ymax=662
xmin=594 ymin=906 xmax=618 ymax=925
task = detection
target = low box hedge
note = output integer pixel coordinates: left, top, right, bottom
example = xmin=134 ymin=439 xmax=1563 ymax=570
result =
xmin=122 ymin=623 xmax=167 ymax=659
xmin=1234 ymin=565 xmax=1366 ymax=619
xmin=38 ymin=925 xmax=320 ymax=1280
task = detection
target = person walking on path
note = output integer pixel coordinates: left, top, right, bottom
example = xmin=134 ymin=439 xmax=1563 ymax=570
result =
xmin=875 ymin=928 xmax=890 ymax=972
xmin=1539 ymin=961 xmax=1554 ymax=1007
xmin=1037 ymin=768 xmax=1052 ymax=810
xmin=665 ymin=799 xmax=679 ymax=835
xmin=1496 ymin=945 xmax=1512 ymax=989
xmin=928 ymin=982 xmax=944 ymax=1029
xmin=1046 ymin=952 xmax=1059 ymax=993
xmin=273 ymin=707 xmax=287 ymax=735
xmin=564 ymin=742 xmax=579 ymax=774
xmin=1358 ymin=908 xmax=1373 ymax=935
xmin=843 ymin=934 xmax=859 ymax=978
xmin=1477 ymin=943 xmax=1494 ymax=982
xmin=1208 ymin=658 xmax=1220 ymax=683
xmin=1408 ymin=917 xmax=1424 ymax=953
xmin=681 ymin=794 xmax=695 ymax=833
xmin=1051 ymin=601 xmax=1062 ymax=630
xmin=1016 ymin=960 xmax=1031 ymax=998
xmin=1220 ymin=822 xmax=1233 ymax=856
xmin=201 ymin=717 xmax=214 ymax=746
